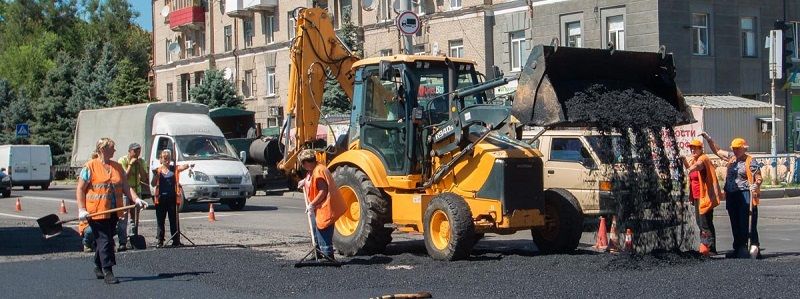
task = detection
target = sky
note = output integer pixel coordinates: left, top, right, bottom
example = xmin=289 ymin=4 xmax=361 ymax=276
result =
xmin=131 ymin=1 xmax=152 ymax=31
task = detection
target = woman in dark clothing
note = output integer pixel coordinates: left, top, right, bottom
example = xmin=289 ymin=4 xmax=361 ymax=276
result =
xmin=151 ymin=150 xmax=192 ymax=247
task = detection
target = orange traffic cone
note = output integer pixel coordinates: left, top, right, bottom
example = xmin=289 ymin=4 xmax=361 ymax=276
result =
xmin=15 ymin=198 xmax=22 ymax=212
xmin=624 ymin=228 xmax=634 ymax=253
xmin=699 ymin=243 xmax=711 ymax=256
xmin=59 ymin=200 xmax=68 ymax=214
xmin=593 ymin=216 xmax=609 ymax=250
xmin=208 ymin=203 xmax=216 ymax=222
xmin=608 ymin=216 xmax=620 ymax=252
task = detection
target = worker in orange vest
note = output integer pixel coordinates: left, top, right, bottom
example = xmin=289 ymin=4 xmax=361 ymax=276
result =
xmin=297 ymin=149 xmax=346 ymax=260
xmin=151 ymin=149 xmax=193 ymax=248
xmin=76 ymin=138 xmax=148 ymax=284
xmin=682 ymin=138 xmax=721 ymax=255
xmin=702 ymin=133 xmax=763 ymax=259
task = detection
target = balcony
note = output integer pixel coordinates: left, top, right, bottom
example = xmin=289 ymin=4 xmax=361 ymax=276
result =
xmin=226 ymin=0 xmax=277 ymax=18
xmin=169 ymin=6 xmax=205 ymax=31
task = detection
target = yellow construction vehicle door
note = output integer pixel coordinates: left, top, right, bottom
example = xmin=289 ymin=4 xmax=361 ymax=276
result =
xmin=357 ymin=68 xmax=411 ymax=175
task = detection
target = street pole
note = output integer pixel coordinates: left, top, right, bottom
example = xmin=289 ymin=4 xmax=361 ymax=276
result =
xmin=772 ymin=78 xmax=779 ymax=185
xmin=398 ymin=0 xmax=413 ymax=54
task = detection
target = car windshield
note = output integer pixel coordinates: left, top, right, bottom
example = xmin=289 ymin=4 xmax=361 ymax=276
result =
xmin=176 ymin=136 xmax=239 ymax=161
xmin=585 ymin=135 xmax=628 ymax=164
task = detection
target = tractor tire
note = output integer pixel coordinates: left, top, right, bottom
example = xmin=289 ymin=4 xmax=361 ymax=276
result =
xmin=423 ymin=193 xmax=476 ymax=261
xmin=332 ymin=166 xmax=392 ymax=256
xmin=22 ymin=185 xmax=30 ymax=190
xmin=226 ymin=198 xmax=246 ymax=211
xmin=531 ymin=188 xmax=584 ymax=254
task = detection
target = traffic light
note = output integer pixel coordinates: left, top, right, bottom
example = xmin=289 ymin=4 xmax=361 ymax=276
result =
xmin=775 ymin=20 xmax=795 ymax=74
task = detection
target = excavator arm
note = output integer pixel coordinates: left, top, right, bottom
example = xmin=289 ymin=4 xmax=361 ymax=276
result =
xmin=279 ymin=7 xmax=360 ymax=173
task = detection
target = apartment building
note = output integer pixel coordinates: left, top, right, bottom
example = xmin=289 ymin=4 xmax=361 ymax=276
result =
xmin=152 ymin=0 xmax=799 ymax=127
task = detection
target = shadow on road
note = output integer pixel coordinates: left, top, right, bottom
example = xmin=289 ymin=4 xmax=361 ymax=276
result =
xmin=117 ymin=271 xmax=215 ymax=282
xmin=0 ymin=226 xmax=81 ymax=256
xmin=179 ymin=205 xmax=279 ymax=213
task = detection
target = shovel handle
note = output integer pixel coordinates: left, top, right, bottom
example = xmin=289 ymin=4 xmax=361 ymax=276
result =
xmin=58 ymin=205 xmax=137 ymax=225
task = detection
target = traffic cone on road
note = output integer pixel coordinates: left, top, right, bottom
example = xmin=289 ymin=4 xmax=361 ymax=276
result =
xmin=59 ymin=200 xmax=68 ymax=214
xmin=608 ymin=216 xmax=620 ymax=252
xmin=208 ymin=204 xmax=216 ymax=222
xmin=15 ymin=198 xmax=22 ymax=212
xmin=593 ymin=216 xmax=609 ymax=251
xmin=624 ymin=228 xmax=634 ymax=253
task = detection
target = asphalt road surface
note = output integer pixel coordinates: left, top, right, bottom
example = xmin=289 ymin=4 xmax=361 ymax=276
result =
xmin=1 ymin=184 xmax=798 ymax=298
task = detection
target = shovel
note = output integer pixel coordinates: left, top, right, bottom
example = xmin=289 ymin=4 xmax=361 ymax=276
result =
xmin=294 ymin=187 xmax=340 ymax=268
xmin=128 ymin=207 xmax=147 ymax=249
xmin=37 ymin=205 xmax=136 ymax=239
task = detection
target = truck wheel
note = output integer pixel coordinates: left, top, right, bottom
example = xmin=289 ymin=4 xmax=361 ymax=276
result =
xmin=332 ymin=166 xmax=392 ymax=256
xmin=41 ymin=183 xmax=49 ymax=190
xmin=23 ymin=185 xmax=30 ymax=190
xmin=2 ymin=190 xmax=9 ymax=198
xmin=226 ymin=198 xmax=246 ymax=211
xmin=531 ymin=189 xmax=584 ymax=254
xmin=178 ymin=200 xmax=192 ymax=213
xmin=423 ymin=193 xmax=476 ymax=261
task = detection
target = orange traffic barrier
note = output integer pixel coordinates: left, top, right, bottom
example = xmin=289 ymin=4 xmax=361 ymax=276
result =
xmin=15 ymin=198 xmax=22 ymax=212
xmin=59 ymin=200 xmax=68 ymax=214
xmin=624 ymin=228 xmax=634 ymax=253
xmin=208 ymin=203 xmax=216 ymax=222
xmin=608 ymin=216 xmax=620 ymax=252
xmin=593 ymin=216 xmax=608 ymax=250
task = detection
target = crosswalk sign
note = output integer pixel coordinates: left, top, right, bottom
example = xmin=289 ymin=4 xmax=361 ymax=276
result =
xmin=15 ymin=124 xmax=29 ymax=138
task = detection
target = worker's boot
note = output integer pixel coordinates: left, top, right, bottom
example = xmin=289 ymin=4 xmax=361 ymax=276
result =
xmin=103 ymin=268 xmax=119 ymax=284
xmin=156 ymin=240 xmax=164 ymax=248
xmin=117 ymin=243 xmax=127 ymax=252
xmin=93 ymin=267 xmax=104 ymax=279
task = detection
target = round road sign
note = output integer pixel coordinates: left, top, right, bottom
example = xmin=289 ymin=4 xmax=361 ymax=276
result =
xmin=396 ymin=11 xmax=420 ymax=35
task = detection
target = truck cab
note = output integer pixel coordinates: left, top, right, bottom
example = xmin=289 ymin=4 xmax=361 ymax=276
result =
xmin=522 ymin=129 xmax=618 ymax=217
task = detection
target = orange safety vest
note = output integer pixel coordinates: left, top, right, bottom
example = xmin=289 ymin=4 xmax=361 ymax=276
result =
xmin=690 ymin=154 xmax=721 ymax=214
xmin=744 ymin=155 xmax=760 ymax=206
xmin=84 ymin=158 xmax=125 ymax=220
xmin=305 ymin=164 xmax=346 ymax=230
xmin=153 ymin=165 xmax=183 ymax=206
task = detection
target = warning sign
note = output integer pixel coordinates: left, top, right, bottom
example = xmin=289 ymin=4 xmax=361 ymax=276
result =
xmin=15 ymin=123 xmax=29 ymax=138
xmin=396 ymin=11 xmax=420 ymax=35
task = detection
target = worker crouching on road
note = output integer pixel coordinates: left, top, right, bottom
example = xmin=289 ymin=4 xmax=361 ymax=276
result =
xmin=702 ymin=133 xmax=763 ymax=258
xmin=297 ymin=149 xmax=346 ymax=260
xmin=151 ymin=149 xmax=193 ymax=248
xmin=681 ymin=138 xmax=721 ymax=256
xmin=76 ymin=138 xmax=148 ymax=284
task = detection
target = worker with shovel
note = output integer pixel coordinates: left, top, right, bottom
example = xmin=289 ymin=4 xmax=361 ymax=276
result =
xmin=117 ymin=143 xmax=148 ymax=251
xmin=297 ymin=150 xmax=346 ymax=262
xmin=77 ymin=138 xmax=148 ymax=284
xmin=702 ymin=133 xmax=762 ymax=259
xmin=682 ymin=138 xmax=721 ymax=255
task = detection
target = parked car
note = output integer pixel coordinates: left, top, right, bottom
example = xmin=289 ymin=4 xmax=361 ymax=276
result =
xmin=0 ymin=145 xmax=53 ymax=190
xmin=0 ymin=168 xmax=11 ymax=198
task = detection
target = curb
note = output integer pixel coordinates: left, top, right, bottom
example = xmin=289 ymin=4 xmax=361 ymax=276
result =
xmin=759 ymin=188 xmax=800 ymax=199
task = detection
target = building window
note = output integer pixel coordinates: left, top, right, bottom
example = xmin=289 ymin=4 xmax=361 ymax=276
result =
xmin=185 ymin=34 xmax=194 ymax=57
xmin=244 ymin=17 xmax=254 ymax=48
xmin=415 ymin=0 xmax=428 ymax=16
xmin=449 ymin=39 xmax=464 ymax=58
xmin=380 ymin=49 xmax=393 ymax=56
xmin=288 ymin=12 xmax=297 ymax=40
xmin=263 ymin=14 xmax=275 ymax=44
xmin=792 ymin=22 xmax=800 ymax=60
xmin=380 ymin=0 xmax=392 ymax=22
xmin=332 ymin=0 xmax=352 ymax=29
xmin=413 ymin=44 xmax=426 ymax=55
xmin=267 ymin=106 xmax=284 ymax=128
xmin=606 ymin=15 xmax=625 ymax=50
xmin=510 ymin=31 xmax=526 ymax=71
xmin=266 ymin=68 xmax=276 ymax=96
xmin=741 ymin=17 xmax=757 ymax=57
xmin=166 ymin=83 xmax=174 ymax=102
xmin=565 ymin=21 xmax=582 ymax=47
xmin=165 ymin=39 xmax=172 ymax=63
xmin=224 ymin=25 xmax=232 ymax=52
xmin=450 ymin=0 xmax=461 ymax=10
xmin=194 ymin=71 xmax=204 ymax=86
xmin=243 ymin=70 xmax=253 ymax=98
xmin=692 ymin=13 xmax=709 ymax=55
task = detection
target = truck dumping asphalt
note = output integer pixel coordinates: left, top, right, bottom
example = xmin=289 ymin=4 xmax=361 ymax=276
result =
xmin=565 ymin=84 xmax=696 ymax=254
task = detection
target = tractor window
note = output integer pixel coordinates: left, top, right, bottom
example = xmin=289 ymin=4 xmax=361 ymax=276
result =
xmin=364 ymin=74 xmax=405 ymax=121
xmin=457 ymin=72 xmax=484 ymax=107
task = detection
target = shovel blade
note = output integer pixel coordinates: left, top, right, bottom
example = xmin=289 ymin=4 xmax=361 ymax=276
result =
xmin=129 ymin=235 xmax=147 ymax=250
xmin=37 ymin=214 xmax=63 ymax=238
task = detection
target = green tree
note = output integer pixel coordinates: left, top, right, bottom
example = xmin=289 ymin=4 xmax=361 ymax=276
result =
xmin=189 ymin=69 xmax=244 ymax=109
xmin=109 ymin=58 xmax=150 ymax=106
xmin=32 ymin=54 xmax=78 ymax=164
xmin=69 ymin=43 xmax=116 ymax=112
xmin=0 ymin=84 xmax=31 ymax=145
xmin=321 ymin=11 xmax=362 ymax=115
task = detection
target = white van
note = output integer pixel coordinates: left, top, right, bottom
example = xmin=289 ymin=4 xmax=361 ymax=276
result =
xmin=0 ymin=145 xmax=53 ymax=190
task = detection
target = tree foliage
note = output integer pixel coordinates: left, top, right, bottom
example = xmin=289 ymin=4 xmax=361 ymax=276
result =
xmin=321 ymin=11 xmax=362 ymax=115
xmin=109 ymin=58 xmax=150 ymax=106
xmin=32 ymin=54 xmax=78 ymax=164
xmin=189 ymin=69 xmax=244 ymax=109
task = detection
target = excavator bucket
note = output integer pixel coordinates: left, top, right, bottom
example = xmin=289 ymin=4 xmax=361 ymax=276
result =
xmin=512 ymin=45 xmax=693 ymax=127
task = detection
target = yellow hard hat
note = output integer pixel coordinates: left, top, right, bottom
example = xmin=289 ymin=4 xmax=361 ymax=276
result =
xmin=689 ymin=139 xmax=703 ymax=148
xmin=730 ymin=138 xmax=749 ymax=149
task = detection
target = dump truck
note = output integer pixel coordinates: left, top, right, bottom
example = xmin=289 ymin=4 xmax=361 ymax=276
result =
xmin=72 ymin=102 xmax=254 ymax=211
xmin=273 ymin=7 xmax=690 ymax=260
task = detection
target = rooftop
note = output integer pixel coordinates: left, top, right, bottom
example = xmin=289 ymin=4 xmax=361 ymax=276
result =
xmin=685 ymin=95 xmax=782 ymax=109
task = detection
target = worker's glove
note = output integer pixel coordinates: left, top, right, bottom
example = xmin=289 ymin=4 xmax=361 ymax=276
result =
xmin=305 ymin=202 xmax=314 ymax=214
xmin=134 ymin=198 xmax=149 ymax=209
xmin=297 ymin=179 xmax=306 ymax=190
xmin=78 ymin=208 xmax=90 ymax=221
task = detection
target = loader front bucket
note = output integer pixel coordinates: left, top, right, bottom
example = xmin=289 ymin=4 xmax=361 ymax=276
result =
xmin=511 ymin=45 xmax=693 ymax=127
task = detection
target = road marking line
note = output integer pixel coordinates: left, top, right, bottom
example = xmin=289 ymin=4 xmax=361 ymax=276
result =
xmin=0 ymin=212 xmax=38 ymax=220
xmin=138 ymin=213 xmax=243 ymax=223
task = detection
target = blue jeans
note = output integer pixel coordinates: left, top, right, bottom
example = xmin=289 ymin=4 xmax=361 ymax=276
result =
xmin=83 ymin=225 xmax=95 ymax=248
xmin=725 ymin=190 xmax=760 ymax=251
xmin=309 ymin=212 xmax=335 ymax=256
